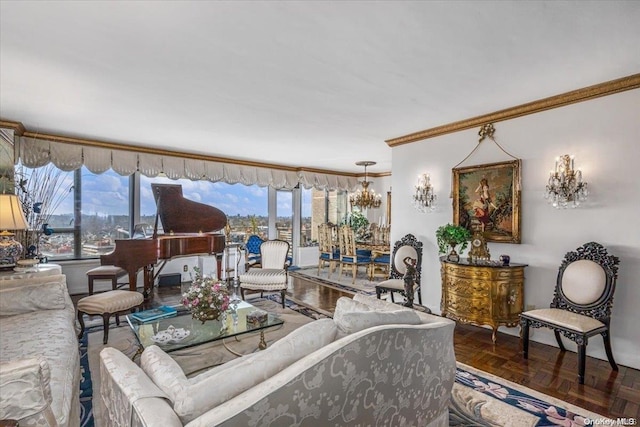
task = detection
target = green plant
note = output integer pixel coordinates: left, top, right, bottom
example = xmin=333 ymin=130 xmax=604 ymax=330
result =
xmin=345 ymin=211 xmax=370 ymax=240
xmin=436 ymin=224 xmax=471 ymax=254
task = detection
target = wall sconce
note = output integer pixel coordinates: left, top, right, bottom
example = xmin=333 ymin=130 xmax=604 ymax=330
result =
xmin=544 ymin=154 xmax=588 ymax=208
xmin=412 ymin=173 xmax=436 ymax=213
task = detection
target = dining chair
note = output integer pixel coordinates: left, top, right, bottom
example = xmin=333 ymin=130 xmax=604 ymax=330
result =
xmin=375 ymin=234 xmax=423 ymax=306
xmin=520 ymin=242 xmax=620 ymax=384
xmin=239 ymin=239 xmax=290 ymax=308
xmin=337 ymin=225 xmax=371 ymax=284
xmin=318 ymin=223 xmax=339 ymax=277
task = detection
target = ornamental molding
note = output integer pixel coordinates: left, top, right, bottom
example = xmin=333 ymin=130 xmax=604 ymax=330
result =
xmin=386 ymin=73 xmax=640 ymax=146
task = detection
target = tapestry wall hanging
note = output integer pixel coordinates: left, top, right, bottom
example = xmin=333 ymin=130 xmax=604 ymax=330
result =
xmin=451 ymin=124 xmax=521 ymax=243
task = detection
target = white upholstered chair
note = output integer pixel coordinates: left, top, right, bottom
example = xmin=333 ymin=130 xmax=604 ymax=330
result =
xmin=520 ymin=242 xmax=620 ymax=384
xmin=375 ymin=234 xmax=423 ymax=306
xmin=239 ymin=239 xmax=290 ymax=308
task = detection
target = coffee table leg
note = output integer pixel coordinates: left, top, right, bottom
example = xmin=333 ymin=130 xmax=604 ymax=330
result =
xmin=131 ymin=344 xmax=143 ymax=361
xmin=259 ymin=330 xmax=267 ymax=350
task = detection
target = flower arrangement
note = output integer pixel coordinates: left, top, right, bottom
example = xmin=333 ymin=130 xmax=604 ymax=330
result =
xmin=181 ymin=268 xmax=230 ymax=323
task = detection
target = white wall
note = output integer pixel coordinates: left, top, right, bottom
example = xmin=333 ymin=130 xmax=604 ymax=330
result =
xmin=367 ymin=175 xmax=392 ymax=226
xmin=391 ymin=89 xmax=640 ymax=369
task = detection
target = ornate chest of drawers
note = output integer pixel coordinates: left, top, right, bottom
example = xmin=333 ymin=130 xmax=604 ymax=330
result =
xmin=440 ymin=258 xmax=527 ymax=342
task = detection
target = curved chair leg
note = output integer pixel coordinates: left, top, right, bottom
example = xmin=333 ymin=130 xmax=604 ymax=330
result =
xmin=102 ymin=313 xmax=111 ymax=345
xmin=602 ymin=331 xmax=618 ymax=371
xmin=375 ymin=287 xmax=382 ymax=300
xmin=554 ymin=330 xmax=566 ymax=352
xmin=522 ymin=319 xmax=530 ymax=359
xmin=577 ymin=342 xmax=586 ymax=384
xmin=77 ymin=310 xmax=86 ymax=339
xmin=240 ymin=287 xmax=245 ymax=300
xmin=280 ymin=289 xmax=286 ymax=308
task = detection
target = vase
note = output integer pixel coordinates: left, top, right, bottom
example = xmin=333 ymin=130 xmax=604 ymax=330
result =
xmin=446 ymin=245 xmax=460 ymax=263
xmin=192 ymin=309 xmax=222 ymax=324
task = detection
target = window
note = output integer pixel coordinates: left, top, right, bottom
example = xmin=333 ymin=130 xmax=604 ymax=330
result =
xmin=13 ymin=162 xmax=347 ymax=264
xmin=80 ymin=168 xmax=130 ymax=258
xmin=140 ymin=176 xmax=268 ymax=243
xmin=301 ymin=188 xmax=349 ymax=248
xmin=14 ymin=163 xmax=73 ymax=260
xmin=14 ymin=165 xmax=130 ymax=261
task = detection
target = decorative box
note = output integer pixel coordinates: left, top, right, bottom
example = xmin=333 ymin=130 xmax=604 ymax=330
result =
xmin=246 ymin=309 xmax=268 ymax=328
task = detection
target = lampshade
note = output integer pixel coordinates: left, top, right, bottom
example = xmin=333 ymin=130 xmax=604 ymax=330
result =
xmin=0 ymin=194 xmax=29 ymax=231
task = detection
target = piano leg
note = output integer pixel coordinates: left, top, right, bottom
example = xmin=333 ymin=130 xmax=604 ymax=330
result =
xmin=127 ymin=271 xmax=138 ymax=293
xmin=143 ymin=266 xmax=153 ymax=299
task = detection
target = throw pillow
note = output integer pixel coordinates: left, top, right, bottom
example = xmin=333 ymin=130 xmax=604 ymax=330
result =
xmin=0 ymin=278 xmax=67 ymax=316
xmin=142 ymin=318 xmax=337 ymax=423
xmin=333 ymin=296 xmax=422 ymax=337
xmin=352 ymin=293 xmax=412 ymax=312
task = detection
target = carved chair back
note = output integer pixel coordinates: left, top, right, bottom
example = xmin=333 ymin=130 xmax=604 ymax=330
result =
xmin=388 ymin=234 xmax=423 ymax=286
xmin=553 ymin=242 xmax=619 ymax=324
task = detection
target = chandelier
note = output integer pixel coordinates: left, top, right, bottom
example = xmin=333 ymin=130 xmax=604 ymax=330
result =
xmin=412 ymin=173 xmax=436 ymax=213
xmin=350 ymin=161 xmax=381 ymax=210
xmin=544 ymin=154 xmax=588 ymax=208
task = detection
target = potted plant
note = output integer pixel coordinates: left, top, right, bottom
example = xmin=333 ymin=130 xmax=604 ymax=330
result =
xmin=436 ymin=224 xmax=471 ymax=262
xmin=345 ymin=211 xmax=370 ymax=240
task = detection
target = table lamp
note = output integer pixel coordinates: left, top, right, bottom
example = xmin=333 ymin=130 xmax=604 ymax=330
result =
xmin=0 ymin=194 xmax=28 ymax=268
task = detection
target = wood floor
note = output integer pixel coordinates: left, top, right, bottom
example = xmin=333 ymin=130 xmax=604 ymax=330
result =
xmin=115 ymin=273 xmax=640 ymax=420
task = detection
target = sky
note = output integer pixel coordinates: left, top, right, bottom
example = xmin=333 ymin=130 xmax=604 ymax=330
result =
xmin=33 ymin=166 xmax=311 ymax=218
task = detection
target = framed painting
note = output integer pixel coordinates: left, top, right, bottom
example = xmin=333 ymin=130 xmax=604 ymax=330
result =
xmin=452 ymin=159 xmax=521 ymax=243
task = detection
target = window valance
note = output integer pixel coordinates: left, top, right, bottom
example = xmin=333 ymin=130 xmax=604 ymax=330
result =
xmin=15 ymin=137 xmax=359 ymax=191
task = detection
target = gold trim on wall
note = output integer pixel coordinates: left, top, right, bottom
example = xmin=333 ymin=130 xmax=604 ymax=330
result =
xmin=386 ymin=73 xmax=640 ymax=147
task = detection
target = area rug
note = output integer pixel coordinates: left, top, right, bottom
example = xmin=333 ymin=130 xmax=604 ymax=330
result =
xmin=289 ymin=266 xmax=380 ymax=295
xmin=452 ymin=362 xmax=609 ymax=426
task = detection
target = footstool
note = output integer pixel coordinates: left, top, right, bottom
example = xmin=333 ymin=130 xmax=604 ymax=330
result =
xmin=77 ymin=290 xmax=144 ymax=344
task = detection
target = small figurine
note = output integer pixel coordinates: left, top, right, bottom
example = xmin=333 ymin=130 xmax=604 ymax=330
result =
xmin=403 ymin=256 xmax=417 ymax=308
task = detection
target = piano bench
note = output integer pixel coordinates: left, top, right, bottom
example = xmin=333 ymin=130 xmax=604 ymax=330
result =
xmin=77 ymin=290 xmax=144 ymax=344
xmin=87 ymin=265 xmax=128 ymax=295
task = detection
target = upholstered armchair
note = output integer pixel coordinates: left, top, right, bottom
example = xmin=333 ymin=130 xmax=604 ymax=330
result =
xmin=239 ymin=240 xmax=290 ymax=308
xmin=244 ymin=234 xmax=264 ymax=269
xmin=520 ymin=242 xmax=620 ymax=384
xmin=375 ymin=234 xmax=423 ymax=306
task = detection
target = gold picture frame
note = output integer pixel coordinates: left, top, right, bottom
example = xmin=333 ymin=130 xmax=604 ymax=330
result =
xmin=452 ymin=159 xmax=521 ymax=243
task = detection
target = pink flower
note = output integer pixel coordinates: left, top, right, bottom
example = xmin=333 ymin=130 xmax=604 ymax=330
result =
xmin=473 ymin=381 xmax=509 ymax=400
xmin=544 ymin=407 xmax=587 ymax=427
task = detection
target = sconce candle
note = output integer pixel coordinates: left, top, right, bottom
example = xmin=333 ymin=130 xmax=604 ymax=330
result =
xmin=413 ymin=173 xmax=437 ymax=213
xmin=544 ymin=154 xmax=588 ymax=209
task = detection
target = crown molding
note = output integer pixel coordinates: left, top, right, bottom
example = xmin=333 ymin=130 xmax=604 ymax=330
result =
xmin=386 ymin=73 xmax=640 ymax=147
xmin=0 ymin=120 xmax=25 ymax=136
xmin=0 ymin=120 xmax=387 ymax=178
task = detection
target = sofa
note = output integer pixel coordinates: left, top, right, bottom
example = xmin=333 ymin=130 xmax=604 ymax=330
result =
xmin=0 ymin=272 xmax=81 ymax=427
xmin=99 ymin=294 xmax=456 ymax=426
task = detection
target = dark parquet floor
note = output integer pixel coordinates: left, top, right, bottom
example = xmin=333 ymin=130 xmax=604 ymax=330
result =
xmin=79 ymin=273 xmax=640 ymax=420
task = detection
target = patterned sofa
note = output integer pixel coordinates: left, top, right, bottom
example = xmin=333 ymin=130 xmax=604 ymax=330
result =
xmin=99 ymin=294 xmax=456 ymax=426
xmin=0 ymin=273 xmax=81 ymax=427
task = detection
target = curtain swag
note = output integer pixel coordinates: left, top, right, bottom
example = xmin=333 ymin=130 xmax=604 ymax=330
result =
xmin=15 ymin=137 xmax=359 ymax=191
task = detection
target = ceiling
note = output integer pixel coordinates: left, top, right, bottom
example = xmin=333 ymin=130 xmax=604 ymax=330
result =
xmin=1 ymin=1 xmax=639 ymax=174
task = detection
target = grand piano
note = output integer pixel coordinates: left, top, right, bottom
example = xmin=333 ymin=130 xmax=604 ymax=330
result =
xmin=101 ymin=184 xmax=227 ymax=297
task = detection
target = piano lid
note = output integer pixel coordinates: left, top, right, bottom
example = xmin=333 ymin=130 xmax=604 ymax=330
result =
xmin=152 ymin=184 xmax=227 ymax=234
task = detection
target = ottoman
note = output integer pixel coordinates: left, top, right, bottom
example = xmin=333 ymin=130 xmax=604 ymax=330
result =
xmin=77 ymin=290 xmax=144 ymax=344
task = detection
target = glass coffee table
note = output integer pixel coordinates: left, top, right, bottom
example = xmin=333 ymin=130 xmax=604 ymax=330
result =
xmin=126 ymin=300 xmax=283 ymax=358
